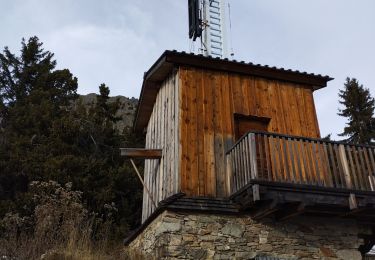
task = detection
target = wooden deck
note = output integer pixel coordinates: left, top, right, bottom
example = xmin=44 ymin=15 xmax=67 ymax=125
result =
xmin=227 ymin=131 xmax=375 ymax=222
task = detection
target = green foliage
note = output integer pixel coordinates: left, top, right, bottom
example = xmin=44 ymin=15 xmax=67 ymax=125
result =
xmin=0 ymin=37 xmax=143 ymax=240
xmin=338 ymin=77 xmax=375 ymax=144
xmin=321 ymin=134 xmax=332 ymax=142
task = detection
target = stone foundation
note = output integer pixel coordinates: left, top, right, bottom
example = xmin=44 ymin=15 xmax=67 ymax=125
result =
xmin=127 ymin=210 xmax=366 ymax=259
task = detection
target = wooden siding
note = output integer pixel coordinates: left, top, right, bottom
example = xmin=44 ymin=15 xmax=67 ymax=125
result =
xmin=179 ymin=67 xmax=321 ymax=198
xmin=142 ymin=71 xmax=180 ymax=222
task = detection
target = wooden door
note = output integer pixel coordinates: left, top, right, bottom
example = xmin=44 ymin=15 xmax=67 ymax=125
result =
xmin=234 ymin=114 xmax=271 ymax=180
xmin=234 ymin=114 xmax=270 ymax=141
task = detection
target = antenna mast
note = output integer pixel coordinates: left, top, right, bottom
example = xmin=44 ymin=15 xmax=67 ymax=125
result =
xmin=202 ymin=0 xmax=227 ymax=58
xmin=188 ymin=0 xmax=228 ymax=59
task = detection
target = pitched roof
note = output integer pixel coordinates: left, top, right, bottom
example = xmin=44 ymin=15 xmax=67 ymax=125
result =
xmin=134 ymin=50 xmax=333 ymax=131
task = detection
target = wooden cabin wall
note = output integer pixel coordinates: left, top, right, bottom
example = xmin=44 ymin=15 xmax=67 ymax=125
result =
xmin=142 ymin=71 xmax=180 ymax=222
xmin=179 ymin=66 xmax=321 ymax=198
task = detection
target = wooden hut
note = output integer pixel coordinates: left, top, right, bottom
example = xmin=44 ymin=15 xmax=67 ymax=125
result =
xmin=122 ymin=50 xmax=375 ymax=226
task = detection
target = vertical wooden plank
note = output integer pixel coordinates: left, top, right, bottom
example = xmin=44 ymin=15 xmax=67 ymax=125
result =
xmin=166 ymin=76 xmax=171 ymax=197
xmin=151 ymin=91 xmax=157 ymax=213
xmin=167 ymin=75 xmax=176 ymax=197
xmin=293 ymin=139 xmax=304 ymax=184
xmin=279 ymin=83 xmax=294 ymax=135
xmin=275 ymin=82 xmax=288 ymax=134
xmin=162 ymin=79 xmax=171 ymax=200
xmin=287 ymin=137 xmax=297 ymax=183
xmin=235 ymin=143 xmax=240 ymax=190
xmin=303 ymin=88 xmax=320 ymax=138
xmin=155 ymin=87 xmax=161 ymax=205
xmin=241 ymin=75 xmax=250 ymax=116
xmin=363 ymin=147 xmax=374 ymax=191
xmin=316 ymin=141 xmax=331 ymax=187
xmin=189 ymin=68 xmax=199 ymax=196
xmin=167 ymin=76 xmax=172 ymax=197
xmin=333 ymin=144 xmax=346 ymax=188
xmin=307 ymin=89 xmax=321 ymax=138
xmin=221 ymin=72 xmax=233 ymax=196
xmin=265 ymin=80 xmax=280 ymax=133
xmin=352 ymin=146 xmax=365 ymax=190
xmin=242 ymin=137 xmax=249 ymax=184
xmin=179 ymin=68 xmax=188 ymax=195
xmin=167 ymin=75 xmax=172 ymax=197
xmin=311 ymin=141 xmax=322 ymax=185
xmin=231 ymin=74 xmax=244 ymax=114
xmin=204 ymin=71 xmax=216 ymax=196
xmin=281 ymin=137 xmax=291 ymax=183
xmin=254 ymin=78 xmax=267 ymax=117
xmin=240 ymin=140 xmax=245 ymax=187
xmin=258 ymin=134 xmax=265 ymax=180
xmin=368 ymin=147 xmax=375 ymax=172
xmin=231 ymin=149 xmax=236 ymax=193
xmin=294 ymin=87 xmax=309 ymax=137
xmin=193 ymin=69 xmax=200 ymax=196
xmin=306 ymin=141 xmax=318 ymax=185
xmin=238 ymin=142 xmax=244 ymax=189
xmin=288 ymin=84 xmax=303 ymax=136
xmin=367 ymin=147 xmax=375 ymax=191
xmin=230 ymin=150 xmax=236 ymax=193
xmin=264 ymin=135 xmax=272 ymax=181
xmin=176 ymin=70 xmax=181 ymax=194
xmin=276 ymin=136 xmax=286 ymax=181
xmin=358 ymin=147 xmax=371 ymax=190
xmin=259 ymin=78 xmax=272 ymax=118
xmin=246 ymin=77 xmax=257 ymax=116
xmin=338 ymin=144 xmax=353 ymax=189
xmin=299 ymin=140 xmax=311 ymax=184
xmin=322 ymin=143 xmax=334 ymax=187
xmin=160 ymin=80 xmax=165 ymax=201
xmin=246 ymin=136 xmax=252 ymax=183
xmin=226 ymin=154 xmax=232 ymax=195
xmin=197 ymin=69 xmax=206 ymax=196
xmin=269 ymin=136 xmax=280 ymax=181
xmin=142 ymin=122 xmax=151 ymax=222
xmin=347 ymin=146 xmax=359 ymax=190
xmin=213 ymin=72 xmax=226 ymax=196
xmin=249 ymin=133 xmax=258 ymax=179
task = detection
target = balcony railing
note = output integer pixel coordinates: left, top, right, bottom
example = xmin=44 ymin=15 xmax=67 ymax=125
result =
xmin=226 ymin=131 xmax=375 ymax=195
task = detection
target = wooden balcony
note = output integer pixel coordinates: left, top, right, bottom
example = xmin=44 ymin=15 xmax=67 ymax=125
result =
xmin=226 ymin=131 xmax=375 ymax=222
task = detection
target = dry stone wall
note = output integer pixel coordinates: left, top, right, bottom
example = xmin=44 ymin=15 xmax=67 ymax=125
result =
xmin=128 ymin=210 xmax=366 ymax=260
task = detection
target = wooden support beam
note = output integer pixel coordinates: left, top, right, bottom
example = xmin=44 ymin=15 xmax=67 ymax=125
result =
xmin=120 ymin=148 xmax=162 ymax=159
xmin=130 ymin=159 xmax=157 ymax=208
xmin=251 ymin=199 xmax=279 ymax=220
xmin=252 ymin=184 xmax=260 ymax=202
xmin=276 ymin=202 xmax=305 ymax=221
xmin=349 ymin=193 xmax=358 ymax=210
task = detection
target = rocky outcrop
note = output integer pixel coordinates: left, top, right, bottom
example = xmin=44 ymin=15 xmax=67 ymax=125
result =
xmin=79 ymin=93 xmax=138 ymax=132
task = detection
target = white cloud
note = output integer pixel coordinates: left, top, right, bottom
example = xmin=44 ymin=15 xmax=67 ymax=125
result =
xmin=1 ymin=0 xmax=374 ymax=138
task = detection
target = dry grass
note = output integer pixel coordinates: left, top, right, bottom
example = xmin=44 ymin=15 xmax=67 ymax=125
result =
xmin=0 ymin=213 xmax=130 ymax=260
xmin=0 ymin=181 xmax=142 ymax=260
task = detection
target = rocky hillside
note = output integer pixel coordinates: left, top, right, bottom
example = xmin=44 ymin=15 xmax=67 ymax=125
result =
xmin=78 ymin=93 xmax=138 ymax=132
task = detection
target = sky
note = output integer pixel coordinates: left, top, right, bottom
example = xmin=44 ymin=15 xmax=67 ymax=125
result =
xmin=1 ymin=0 xmax=374 ymax=139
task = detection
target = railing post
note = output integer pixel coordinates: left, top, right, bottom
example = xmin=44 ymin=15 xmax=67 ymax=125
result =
xmin=249 ymin=133 xmax=258 ymax=180
xmin=338 ymin=144 xmax=353 ymax=189
xmin=226 ymin=153 xmax=232 ymax=195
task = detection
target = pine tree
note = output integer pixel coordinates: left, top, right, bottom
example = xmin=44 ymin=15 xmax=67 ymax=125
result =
xmin=338 ymin=77 xmax=375 ymax=144
xmin=0 ymin=37 xmax=143 ymax=237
